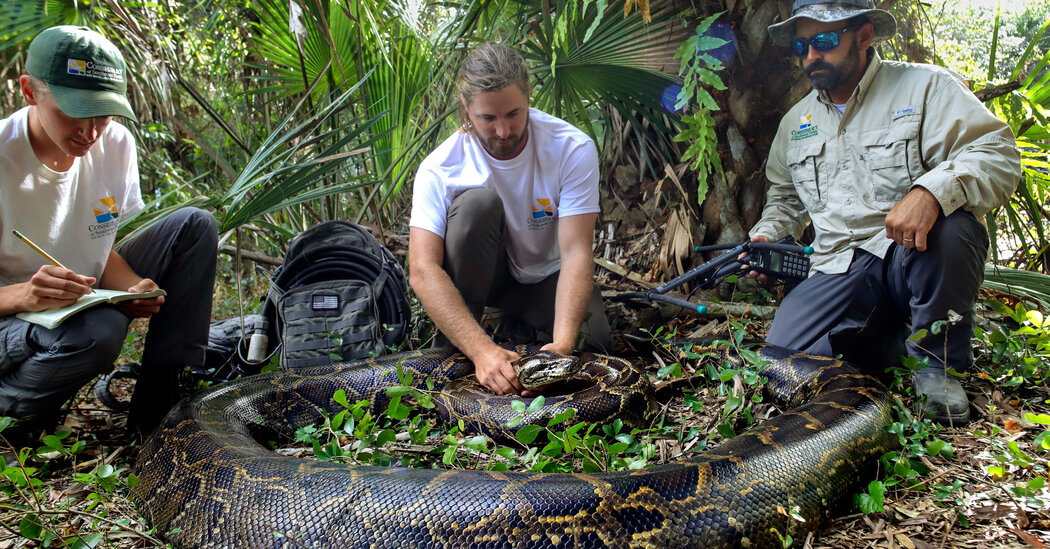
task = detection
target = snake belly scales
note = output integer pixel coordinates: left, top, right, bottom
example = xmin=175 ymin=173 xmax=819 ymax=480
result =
xmin=132 ymin=344 xmax=894 ymax=548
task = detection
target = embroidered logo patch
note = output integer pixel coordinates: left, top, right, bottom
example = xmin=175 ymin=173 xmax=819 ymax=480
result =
xmin=67 ymin=59 xmax=87 ymax=75
xmin=92 ymin=197 xmax=119 ymax=223
xmin=790 ymin=114 xmax=818 ymax=140
xmin=66 ymin=59 xmax=123 ymax=82
xmin=790 ymin=126 xmax=819 ymax=141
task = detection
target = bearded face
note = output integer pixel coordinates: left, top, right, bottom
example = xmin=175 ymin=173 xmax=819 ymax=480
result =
xmin=804 ymin=36 xmax=862 ymax=92
xmin=463 ymin=85 xmax=530 ymax=160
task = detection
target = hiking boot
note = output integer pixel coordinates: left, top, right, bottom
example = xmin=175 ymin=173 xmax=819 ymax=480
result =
xmin=913 ymin=369 xmax=970 ymax=426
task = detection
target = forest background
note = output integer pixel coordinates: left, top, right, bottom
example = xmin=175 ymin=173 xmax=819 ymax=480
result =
xmin=1 ymin=0 xmax=1050 ymax=547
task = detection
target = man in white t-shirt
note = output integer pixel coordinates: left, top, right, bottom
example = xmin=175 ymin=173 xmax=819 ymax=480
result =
xmin=409 ymin=42 xmax=611 ymax=396
xmin=0 ymin=26 xmax=218 ymax=441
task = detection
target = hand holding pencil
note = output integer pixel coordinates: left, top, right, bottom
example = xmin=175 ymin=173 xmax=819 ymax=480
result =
xmin=10 ymin=229 xmax=95 ymax=312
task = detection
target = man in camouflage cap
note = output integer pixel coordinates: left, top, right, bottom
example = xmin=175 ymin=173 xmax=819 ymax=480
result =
xmin=747 ymin=0 xmax=1021 ymax=425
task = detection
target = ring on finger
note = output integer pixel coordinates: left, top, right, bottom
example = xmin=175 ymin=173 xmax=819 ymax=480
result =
xmin=903 ymin=237 xmax=914 ymax=242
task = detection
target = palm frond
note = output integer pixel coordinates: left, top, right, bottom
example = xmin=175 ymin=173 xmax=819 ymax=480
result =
xmin=521 ymin=0 xmax=689 ymax=177
xmin=0 ymin=0 xmax=89 ymax=51
xmin=218 ymin=71 xmax=386 ymax=232
xmin=984 ymin=264 xmax=1050 ymax=309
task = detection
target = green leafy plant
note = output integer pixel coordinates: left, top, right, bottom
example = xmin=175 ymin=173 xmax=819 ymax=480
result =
xmin=0 ymin=417 xmax=159 ymax=547
xmin=979 ymin=300 xmax=1050 ymax=385
xmin=523 ymin=0 xmax=688 ymax=179
xmin=672 ymin=11 xmax=727 ymax=204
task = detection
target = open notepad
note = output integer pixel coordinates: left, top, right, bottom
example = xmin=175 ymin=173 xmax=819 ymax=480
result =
xmin=16 ymin=288 xmax=166 ymax=329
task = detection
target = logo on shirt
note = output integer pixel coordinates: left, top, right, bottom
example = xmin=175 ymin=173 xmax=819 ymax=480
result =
xmin=92 ymin=197 xmax=120 ymax=223
xmin=893 ymin=106 xmax=917 ymax=119
xmin=532 ymin=198 xmax=553 ymax=219
xmin=527 ymin=198 xmax=556 ymax=230
xmin=67 ymin=59 xmax=88 ymax=75
xmin=790 ymin=114 xmax=819 ymax=141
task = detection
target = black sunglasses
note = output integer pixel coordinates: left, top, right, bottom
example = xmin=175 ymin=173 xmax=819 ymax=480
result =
xmin=790 ymin=26 xmax=854 ymax=57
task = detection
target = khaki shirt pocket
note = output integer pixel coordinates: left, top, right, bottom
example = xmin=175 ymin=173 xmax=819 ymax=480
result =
xmin=786 ymin=140 xmax=828 ymax=212
xmin=861 ymin=117 xmax=921 ymax=205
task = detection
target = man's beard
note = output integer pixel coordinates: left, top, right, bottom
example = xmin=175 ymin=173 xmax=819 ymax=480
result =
xmin=480 ymin=130 xmax=527 ymax=159
xmin=475 ymin=111 xmax=529 ymax=159
xmin=805 ymin=38 xmax=861 ymax=91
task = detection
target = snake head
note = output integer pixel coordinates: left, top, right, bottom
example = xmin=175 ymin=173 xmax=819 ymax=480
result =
xmin=514 ymin=351 xmax=581 ymax=389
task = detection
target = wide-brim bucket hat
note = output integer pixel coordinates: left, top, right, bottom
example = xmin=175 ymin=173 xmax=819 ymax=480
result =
xmin=768 ymin=0 xmax=898 ymax=47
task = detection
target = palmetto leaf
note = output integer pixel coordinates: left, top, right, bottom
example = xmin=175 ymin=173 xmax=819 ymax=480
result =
xmin=520 ymin=0 xmax=689 ymax=177
xmin=984 ymin=264 xmax=1050 ymax=309
xmin=217 ymin=69 xmax=386 ymax=232
xmin=986 ymin=13 xmax=1050 ymax=273
xmin=0 ymin=0 xmax=88 ymax=52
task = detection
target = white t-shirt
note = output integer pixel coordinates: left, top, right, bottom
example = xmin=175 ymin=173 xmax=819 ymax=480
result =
xmin=410 ymin=108 xmax=599 ymax=283
xmin=0 ymin=106 xmax=144 ymax=286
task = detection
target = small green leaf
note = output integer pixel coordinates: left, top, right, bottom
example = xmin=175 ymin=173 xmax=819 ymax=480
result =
xmin=385 ymin=386 xmax=413 ymax=398
xmin=527 ymin=396 xmax=546 ymax=415
xmin=855 ymin=480 xmax=886 ymax=513
xmin=376 ymin=429 xmax=396 ymax=447
xmin=331 ymin=410 xmax=346 ymax=431
xmin=657 ymin=363 xmax=682 ymax=379
xmin=540 ymin=440 xmax=564 ymax=457
xmin=385 ymin=396 xmax=411 ymax=421
xmin=1026 ymin=413 xmax=1050 ymax=425
xmin=18 ymin=514 xmax=43 ymax=540
xmin=516 ymin=425 xmax=543 ymax=445
xmin=718 ymin=368 xmax=738 ymax=382
xmin=547 ymin=409 xmax=576 ymax=427
xmin=333 ymin=390 xmax=349 ymax=408
xmin=464 ymin=436 xmax=488 ymax=452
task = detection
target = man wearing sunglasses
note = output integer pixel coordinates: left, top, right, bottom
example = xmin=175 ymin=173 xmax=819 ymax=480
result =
xmin=747 ymin=0 xmax=1020 ymax=425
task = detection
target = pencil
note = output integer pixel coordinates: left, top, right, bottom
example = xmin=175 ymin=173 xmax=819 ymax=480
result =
xmin=12 ymin=229 xmax=68 ymax=270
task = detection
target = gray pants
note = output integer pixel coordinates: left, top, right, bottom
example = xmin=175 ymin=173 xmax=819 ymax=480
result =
xmin=443 ymin=188 xmax=612 ymax=352
xmin=766 ymin=211 xmax=988 ymax=375
xmin=0 ymin=207 xmax=217 ymax=431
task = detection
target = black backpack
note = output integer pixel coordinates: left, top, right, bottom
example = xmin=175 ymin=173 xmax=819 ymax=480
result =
xmin=209 ymin=221 xmax=411 ymax=372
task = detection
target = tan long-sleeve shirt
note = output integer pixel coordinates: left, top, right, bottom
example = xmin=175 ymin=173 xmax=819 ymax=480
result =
xmin=751 ymin=55 xmax=1021 ymax=274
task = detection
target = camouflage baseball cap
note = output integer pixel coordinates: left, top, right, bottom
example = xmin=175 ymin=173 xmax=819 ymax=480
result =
xmin=25 ymin=26 xmax=137 ymax=122
xmin=768 ymin=0 xmax=897 ymax=47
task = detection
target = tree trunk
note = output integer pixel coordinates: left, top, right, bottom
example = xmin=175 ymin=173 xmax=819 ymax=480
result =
xmin=698 ymin=0 xmax=810 ymax=251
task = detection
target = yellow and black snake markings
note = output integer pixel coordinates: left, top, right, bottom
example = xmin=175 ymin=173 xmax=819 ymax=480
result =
xmin=132 ymin=344 xmax=895 ymax=548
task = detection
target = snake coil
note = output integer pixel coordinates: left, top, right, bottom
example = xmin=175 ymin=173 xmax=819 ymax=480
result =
xmin=133 ymin=344 xmax=894 ymax=548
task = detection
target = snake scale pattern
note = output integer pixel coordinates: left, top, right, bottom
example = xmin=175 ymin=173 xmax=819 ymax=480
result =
xmin=132 ymin=344 xmax=895 ymax=548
